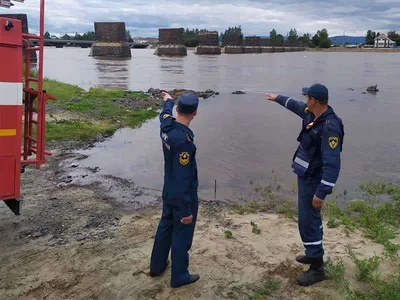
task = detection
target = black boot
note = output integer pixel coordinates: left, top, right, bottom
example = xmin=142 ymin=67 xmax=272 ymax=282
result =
xmin=171 ymin=274 xmax=200 ymax=288
xmin=296 ymin=255 xmax=314 ymax=265
xmin=296 ymin=257 xmax=325 ymax=286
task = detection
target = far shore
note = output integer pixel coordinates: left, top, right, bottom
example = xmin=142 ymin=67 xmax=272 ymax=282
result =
xmin=306 ymin=47 xmax=400 ymax=53
xmin=184 ymin=46 xmax=400 ymax=53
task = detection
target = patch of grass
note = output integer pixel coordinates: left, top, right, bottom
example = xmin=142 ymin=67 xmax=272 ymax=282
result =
xmin=250 ymin=278 xmax=280 ymax=300
xmin=250 ymin=221 xmax=261 ymax=234
xmin=347 ymin=249 xmax=380 ymax=282
xmin=325 ymin=258 xmax=347 ymax=286
xmin=28 ymin=78 xmax=84 ymax=102
xmin=383 ymin=241 xmax=400 ymax=259
xmin=46 ymin=120 xmax=117 ymax=141
xmin=325 ymin=195 xmax=400 ymax=255
xmin=229 ymin=203 xmax=257 ymax=215
xmin=347 ymin=271 xmax=400 ymax=300
xmin=324 ymin=201 xmax=345 ymax=219
xmin=45 ymin=108 xmax=157 ymax=142
xmin=360 ymin=181 xmax=386 ymax=195
xmin=387 ymin=184 xmax=400 ymax=195
xmin=276 ymin=199 xmax=297 ymax=221
xmin=327 ymin=218 xmax=341 ymax=228
xmin=224 ymin=230 xmax=233 ymax=239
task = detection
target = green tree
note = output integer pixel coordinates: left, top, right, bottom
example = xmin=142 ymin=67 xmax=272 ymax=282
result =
xmin=81 ymin=31 xmax=95 ymax=41
xmin=74 ymin=32 xmax=83 ymax=40
xmin=44 ymin=31 xmax=51 ymax=39
xmin=319 ymin=29 xmax=329 ymax=40
xmin=319 ymin=38 xmax=332 ymax=48
xmin=366 ymin=30 xmax=376 ymax=45
xmin=288 ymin=28 xmax=298 ymax=41
xmin=61 ymin=33 xmax=71 ymax=40
xmin=269 ymin=28 xmax=277 ymax=40
xmin=220 ymin=26 xmax=243 ymax=46
xmin=388 ymin=31 xmax=400 ymax=46
xmin=126 ymin=30 xmax=133 ymax=43
xmin=312 ymin=33 xmax=320 ymax=47
xmin=276 ymin=34 xmax=284 ymax=43
xmin=312 ymin=29 xmax=331 ymax=48
xmin=298 ymin=33 xmax=311 ymax=46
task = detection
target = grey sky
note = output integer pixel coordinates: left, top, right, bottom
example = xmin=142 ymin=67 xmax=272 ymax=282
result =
xmin=7 ymin=0 xmax=400 ymax=37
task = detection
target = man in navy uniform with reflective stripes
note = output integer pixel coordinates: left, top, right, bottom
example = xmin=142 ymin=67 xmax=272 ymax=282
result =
xmin=266 ymin=83 xmax=344 ymax=286
xmin=150 ymin=91 xmax=200 ymax=288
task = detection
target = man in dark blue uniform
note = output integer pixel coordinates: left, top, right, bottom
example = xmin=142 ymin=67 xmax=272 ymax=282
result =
xmin=150 ymin=91 xmax=200 ymax=288
xmin=266 ymin=83 xmax=344 ymax=286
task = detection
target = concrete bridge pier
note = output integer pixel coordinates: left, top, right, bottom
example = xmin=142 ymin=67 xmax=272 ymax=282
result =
xmin=154 ymin=28 xmax=187 ymax=56
xmin=90 ymin=22 xmax=131 ymax=58
xmin=244 ymin=36 xmax=262 ymax=53
xmin=222 ymin=34 xmax=244 ymax=54
xmin=195 ymin=31 xmax=221 ymax=55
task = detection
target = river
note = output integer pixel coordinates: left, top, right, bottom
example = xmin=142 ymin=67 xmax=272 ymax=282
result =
xmin=43 ymin=48 xmax=400 ymax=203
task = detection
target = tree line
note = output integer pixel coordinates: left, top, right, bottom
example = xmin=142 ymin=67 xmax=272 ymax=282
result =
xmin=44 ymin=30 xmax=134 ymax=42
xmin=45 ymin=27 xmax=400 ymax=48
xmin=366 ymin=30 xmax=400 ymax=46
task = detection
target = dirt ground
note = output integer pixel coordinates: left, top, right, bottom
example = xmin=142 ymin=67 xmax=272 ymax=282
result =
xmin=0 ymin=151 xmax=396 ymax=300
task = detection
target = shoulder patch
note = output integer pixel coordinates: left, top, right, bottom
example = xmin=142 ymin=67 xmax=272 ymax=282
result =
xmin=328 ymin=137 xmax=339 ymax=149
xmin=304 ymin=107 xmax=309 ymax=113
xmin=179 ymin=152 xmax=190 ymax=166
xmin=163 ymin=114 xmax=172 ymax=119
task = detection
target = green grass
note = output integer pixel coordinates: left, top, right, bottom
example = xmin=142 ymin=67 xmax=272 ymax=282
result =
xmin=45 ymin=109 xmax=157 ymax=141
xmin=46 ymin=120 xmax=117 ymax=141
xmin=224 ymin=230 xmax=233 ymax=239
xmin=325 ymin=258 xmax=347 ymax=285
xmin=42 ymin=78 xmax=84 ymax=102
xmin=250 ymin=279 xmax=280 ymax=300
xmin=324 ymin=195 xmax=400 ymax=257
xmin=25 ymin=77 xmax=158 ymax=142
xmin=347 ymin=249 xmax=380 ymax=282
xmin=251 ymin=221 xmax=261 ymax=234
xmin=347 ymin=271 xmax=400 ymax=300
xmin=359 ymin=180 xmax=400 ymax=196
xmin=360 ymin=181 xmax=386 ymax=195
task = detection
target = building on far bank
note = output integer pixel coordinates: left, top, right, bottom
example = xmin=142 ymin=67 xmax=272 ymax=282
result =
xmin=374 ymin=34 xmax=396 ymax=48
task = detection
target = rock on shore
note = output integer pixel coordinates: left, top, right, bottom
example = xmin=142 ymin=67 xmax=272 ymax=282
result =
xmin=148 ymin=88 xmax=219 ymax=99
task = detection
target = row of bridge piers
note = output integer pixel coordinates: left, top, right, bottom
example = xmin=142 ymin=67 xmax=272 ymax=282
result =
xmin=0 ymin=14 xmax=306 ymax=59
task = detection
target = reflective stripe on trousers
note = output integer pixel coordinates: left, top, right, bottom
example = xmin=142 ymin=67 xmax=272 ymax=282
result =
xmin=297 ymin=176 xmax=324 ymax=258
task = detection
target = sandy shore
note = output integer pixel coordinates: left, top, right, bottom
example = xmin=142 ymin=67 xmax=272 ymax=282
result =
xmin=0 ymin=150 xmax=398 ymax=300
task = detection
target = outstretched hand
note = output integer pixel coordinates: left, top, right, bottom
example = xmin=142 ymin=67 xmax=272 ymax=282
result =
xmin=161 ymin=91 xmax=173 ymax=102
xmin=266 ymin=93 xmax=277 ymax=102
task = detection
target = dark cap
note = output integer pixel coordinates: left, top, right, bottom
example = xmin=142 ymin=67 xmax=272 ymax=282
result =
xmin=302 ymin=83 xmax=329 ymax=102
xmin=177 ymin=93 xmax=199 ymax=114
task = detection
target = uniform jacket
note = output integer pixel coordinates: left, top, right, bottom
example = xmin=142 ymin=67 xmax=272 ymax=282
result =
xmin=276 ymin=95 xmax=344 ymax=200
xmin=159 ymin=99 xmax=198 ymax=217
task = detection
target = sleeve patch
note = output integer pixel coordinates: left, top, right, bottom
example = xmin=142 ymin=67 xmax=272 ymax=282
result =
xmin=179 ymin=152 xmax=190 ymax=166
xmin=163 ymin=114 xmax=172 ymax=119
xmin=328 ymin=137 xmax=339 ymax=149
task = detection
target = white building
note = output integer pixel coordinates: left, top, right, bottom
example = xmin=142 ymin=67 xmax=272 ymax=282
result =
xmin=374 ymin=34 xmax=396 ymax=48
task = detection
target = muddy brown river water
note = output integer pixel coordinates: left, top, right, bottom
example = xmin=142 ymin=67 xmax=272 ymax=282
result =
xmin=43 ymin=48 xmax=400 ymax=203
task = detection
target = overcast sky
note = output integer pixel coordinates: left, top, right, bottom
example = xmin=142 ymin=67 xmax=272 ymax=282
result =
xmin=7 ymin=0 xmax=400 ymax=37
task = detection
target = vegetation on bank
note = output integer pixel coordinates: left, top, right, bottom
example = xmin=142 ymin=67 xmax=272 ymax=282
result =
xmin=228 ymin=174 xmax=400 ymax=299
xmin=33 ymin=78 xmax=159 ymax=143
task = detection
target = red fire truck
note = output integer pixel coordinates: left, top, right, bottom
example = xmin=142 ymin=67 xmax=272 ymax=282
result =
xmin=0 ymin=0 xmax=55 ymax=215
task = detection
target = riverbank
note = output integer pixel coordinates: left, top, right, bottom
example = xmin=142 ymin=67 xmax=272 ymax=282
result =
xmin=1 ymin=78 xmax=399 ymax=299
xmin=0 ymin=149 xmax=399 ymax=299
